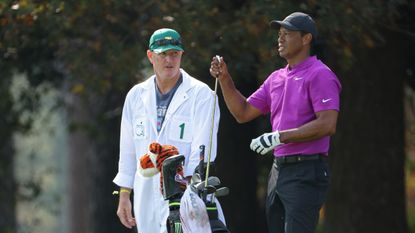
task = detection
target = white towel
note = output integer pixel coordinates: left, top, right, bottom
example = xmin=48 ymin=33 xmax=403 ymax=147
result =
xmin=180 ymin=186 xmax=211 ymax=233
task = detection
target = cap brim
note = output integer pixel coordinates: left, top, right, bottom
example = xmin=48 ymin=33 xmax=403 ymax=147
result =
xmin=152 ymin=45 xmax=184 ymax=53
xmin=269 ymin=20 xmax=300 ymax=31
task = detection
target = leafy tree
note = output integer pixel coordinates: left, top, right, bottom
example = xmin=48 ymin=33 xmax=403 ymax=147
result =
xmin=1 ymin=0 xmax=414 ymax=233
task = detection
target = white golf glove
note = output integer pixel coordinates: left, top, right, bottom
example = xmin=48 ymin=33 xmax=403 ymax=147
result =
xmin=250 ymin=131 xmax=281 ymax=155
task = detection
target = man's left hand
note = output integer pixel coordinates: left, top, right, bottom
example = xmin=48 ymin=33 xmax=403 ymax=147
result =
xmin=250 ymin=131 xmax=281 ymax=155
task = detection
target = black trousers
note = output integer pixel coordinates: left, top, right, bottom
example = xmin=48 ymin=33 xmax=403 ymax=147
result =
xmin=265 ymin=156 xmax=330 ymax=233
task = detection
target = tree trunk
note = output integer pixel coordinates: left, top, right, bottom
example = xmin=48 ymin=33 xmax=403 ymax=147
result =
xmin=324 ymin=32 xmax=411 ymax=233
xmin=66 ymin=89 xmax=131 ymax=233
xmin=0 ymin=78 xmax=16 ymax=233
xmin=89 ymin=91 xmax=131 ymax=233
xmin=67 ymin=94 xmax=93 ymax=233
xmin=0 ymin=140 xmax=16 ymax=233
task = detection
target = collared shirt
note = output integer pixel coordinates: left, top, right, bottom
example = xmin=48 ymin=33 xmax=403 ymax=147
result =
xmin=247 ymin=56 xmax=342 ymax=156
xmin=155 ymin=75 xmax=183 ymax=132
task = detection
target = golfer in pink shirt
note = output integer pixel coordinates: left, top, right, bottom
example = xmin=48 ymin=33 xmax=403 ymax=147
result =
xmin=210 ymin=12 xmax=341 ymax=233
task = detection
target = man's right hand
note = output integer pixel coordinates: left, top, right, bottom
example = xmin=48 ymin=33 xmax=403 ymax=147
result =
xmin=210 ymin=56 xmax=229 ymax=80
xmin=117 ymin=191 xmax=136 ymax=229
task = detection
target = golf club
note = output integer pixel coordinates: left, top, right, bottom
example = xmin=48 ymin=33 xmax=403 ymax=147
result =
xmin=202 ymin=185 xmax=217 ymax=203
xmin=214 ymin=187 xmax=229 ymax=198
xmin=194 ymin=176 xmax=221 ymax=192
xmin=191 ymin=173 xmax=202 ymax=185
xmin=205 ymin=55 xmax=221 ymax=187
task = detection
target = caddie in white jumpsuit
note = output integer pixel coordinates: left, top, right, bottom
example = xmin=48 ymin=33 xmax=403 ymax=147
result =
xmin=113 ymin=28 xmax=223 ymax=233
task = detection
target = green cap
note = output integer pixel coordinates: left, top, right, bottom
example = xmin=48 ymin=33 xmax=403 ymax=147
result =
xmin=148 ymin=28 xmax=184 ymax=53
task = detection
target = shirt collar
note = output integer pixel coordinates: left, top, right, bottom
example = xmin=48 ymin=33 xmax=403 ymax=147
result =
xmin=286 ymin=56 xmax=317 ymax=73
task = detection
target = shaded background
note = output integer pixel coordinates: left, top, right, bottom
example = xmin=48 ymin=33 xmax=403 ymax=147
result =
xmin=1 ymin=1 xmax=415 ymax=233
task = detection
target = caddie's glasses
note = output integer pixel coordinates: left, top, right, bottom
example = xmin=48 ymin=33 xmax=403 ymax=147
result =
xmin=152 ymin=38 xmax=182 ymax=46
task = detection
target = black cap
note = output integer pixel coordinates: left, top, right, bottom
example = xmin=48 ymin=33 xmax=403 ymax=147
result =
xmin=270 ymin=12 xmax=317 ymax=39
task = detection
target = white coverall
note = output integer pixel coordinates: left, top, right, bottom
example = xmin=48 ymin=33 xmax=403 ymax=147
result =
xmin=113 ymin=69 xmax=222 ymax=233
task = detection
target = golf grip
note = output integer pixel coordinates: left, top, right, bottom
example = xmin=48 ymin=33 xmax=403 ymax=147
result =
xmin=205 ymin=55 xmax=221 ymax=187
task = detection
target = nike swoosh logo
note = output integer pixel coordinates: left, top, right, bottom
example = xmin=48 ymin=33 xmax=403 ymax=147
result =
xmin=322 ymin=98 xmax=332 ymax=103
xmin=293 ymin=77 xmax=303 ymax=81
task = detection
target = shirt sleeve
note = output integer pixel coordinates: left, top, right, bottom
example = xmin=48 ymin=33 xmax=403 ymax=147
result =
xmin=113 ymin=89 xmax=138 ymax=188
xmin=309 ymin=68 xmax=342 ymax=113
xmin=247 ymin=73 xmax=274 ymax=114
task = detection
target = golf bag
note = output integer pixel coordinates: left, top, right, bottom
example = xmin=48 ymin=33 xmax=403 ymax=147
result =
xmin=162 ymin=146 xmax=230 ymax=233
xmin=189 ymin=145 xmax=230 ymax=233
xmin=162 ymin=154 xmax=186 ymax=233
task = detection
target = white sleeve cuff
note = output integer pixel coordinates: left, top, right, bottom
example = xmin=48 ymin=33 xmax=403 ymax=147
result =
xmin=113 ymin=172 xmax=135 ymax=189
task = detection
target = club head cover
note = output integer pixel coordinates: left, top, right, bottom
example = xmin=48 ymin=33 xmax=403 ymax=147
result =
xmin=162 ymin=154 xmax=185 ymax=200
xmin=137 ymin=142 xmax=161 ymax=177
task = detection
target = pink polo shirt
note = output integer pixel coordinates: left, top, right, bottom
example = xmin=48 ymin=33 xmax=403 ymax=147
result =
xmin=247 ymin=56 xmax=341 ymax=157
